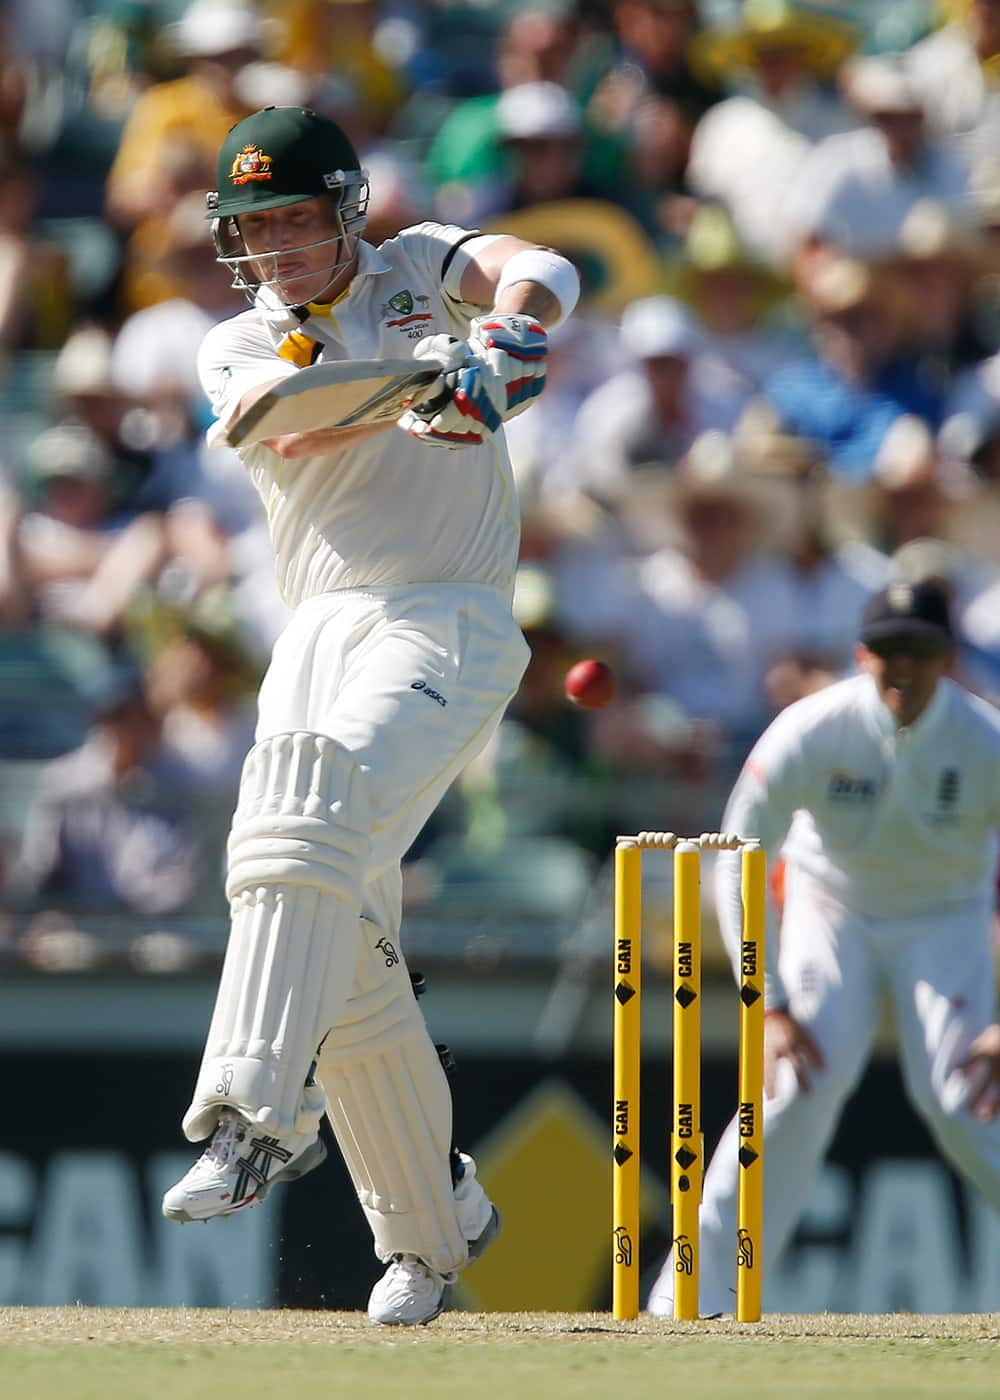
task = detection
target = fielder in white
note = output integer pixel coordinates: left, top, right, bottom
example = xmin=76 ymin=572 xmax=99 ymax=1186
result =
xmin=649 ymin=579 xmax=1000 ymax=1317
xmin=160 ymin=105 xmax=579 ymax=1325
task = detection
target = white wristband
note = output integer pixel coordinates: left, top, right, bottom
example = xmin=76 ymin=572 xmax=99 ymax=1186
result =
xmin=494 ymin=248 xmax=580 ymax=330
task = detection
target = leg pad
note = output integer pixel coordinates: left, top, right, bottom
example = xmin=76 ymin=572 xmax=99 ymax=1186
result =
xmin=318 ymin=928 xmax=470 ymax=1276
xmin=184 ymin=733 xmax=370 ymax=1141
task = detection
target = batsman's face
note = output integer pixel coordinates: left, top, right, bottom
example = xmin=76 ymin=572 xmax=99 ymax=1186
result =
xmin=238 ymin=197 xmax=350 ymax=305
xmin=855 ymin=639 xmax=951 ymax=728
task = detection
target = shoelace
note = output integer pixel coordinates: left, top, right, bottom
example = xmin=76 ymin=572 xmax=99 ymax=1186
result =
xmin=389 ymin=1257 xmax=433 ymax=1284
xmin=388 ymin=1255 xmax=455 ymax=1289
xmin=202 ymin=1113 xmax=245 ymax=1170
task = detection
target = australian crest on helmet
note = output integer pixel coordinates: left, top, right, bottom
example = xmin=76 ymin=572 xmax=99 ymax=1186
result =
xmin=230 ymin=144 xmax=273 ymax=186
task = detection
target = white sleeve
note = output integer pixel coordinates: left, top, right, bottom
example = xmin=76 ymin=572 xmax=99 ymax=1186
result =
xmin=393 ymin=221 xmax=499 ymax=294
xmin=391 ymin=222 xmax=504 ymax=335
xmin=196 ymin=317 xmax=298 ymax=429
xmin=714 ymin=711 xmax=808 ymax=1009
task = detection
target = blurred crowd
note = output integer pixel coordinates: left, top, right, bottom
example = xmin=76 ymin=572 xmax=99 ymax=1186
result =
xmin=4 ymin=0 xmax=1000 ymax=970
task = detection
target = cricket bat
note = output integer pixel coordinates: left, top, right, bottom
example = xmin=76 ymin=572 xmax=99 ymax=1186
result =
xmin=224 ymin=358 xmax=446 ymax=447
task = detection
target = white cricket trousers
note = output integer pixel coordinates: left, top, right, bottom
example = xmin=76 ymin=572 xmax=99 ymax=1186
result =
xmin=648 ymin=864 xmax=1000 ymax=1316
xmin=255 ymin=581 xmax=530 ymax=936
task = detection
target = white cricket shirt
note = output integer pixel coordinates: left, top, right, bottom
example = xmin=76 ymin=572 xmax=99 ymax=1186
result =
xmin=716 ymin=673 xmax=1000 ymax=1006
xmin=197 ymin=223 xmax=520 ymax=605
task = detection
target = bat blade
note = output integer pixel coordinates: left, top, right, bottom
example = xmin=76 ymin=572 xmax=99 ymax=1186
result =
xmin=224 ymin=358 xmax=442 ymax=447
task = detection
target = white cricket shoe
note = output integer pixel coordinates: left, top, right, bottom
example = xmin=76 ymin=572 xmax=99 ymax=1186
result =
xmin=367 ymin=1153 xmax=501 ymax=1326
xmin=162 ymin=1109 xmax=327 ymax=1222
xmin=368 ymin=1257 xmax=449 ymax=1326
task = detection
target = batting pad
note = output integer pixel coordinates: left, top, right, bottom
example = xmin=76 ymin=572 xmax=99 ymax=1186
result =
xmin=317 ymin=930 xmax=469 ymax=1276
xmin=183 ymin=732 xmax=370 ymax=1143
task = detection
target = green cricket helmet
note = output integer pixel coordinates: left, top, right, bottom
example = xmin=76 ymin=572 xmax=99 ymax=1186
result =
xmin=207 ymin=106 xmax=369 ymax=305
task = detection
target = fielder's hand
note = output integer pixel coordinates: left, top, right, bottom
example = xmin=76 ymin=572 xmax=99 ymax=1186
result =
xmin=763 ymin=1008 xmax=825 ymax=1098
xmin=397 ymin=315 xmax=548 ymax=450
xmin=956 ymin=1024 xmax=1000 ymax=1122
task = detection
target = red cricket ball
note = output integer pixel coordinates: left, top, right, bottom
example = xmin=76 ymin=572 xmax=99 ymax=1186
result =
xmin=564 ymin=658 xmax=615 ymax=709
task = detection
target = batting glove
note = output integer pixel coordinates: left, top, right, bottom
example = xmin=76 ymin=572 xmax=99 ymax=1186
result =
xmin=397 ymin=334 xmax=486 ymax=449
xmin=397 ymin=316 xmax=548 ymax=450
xmin=466 ymin=312 xmax=548 ymax=422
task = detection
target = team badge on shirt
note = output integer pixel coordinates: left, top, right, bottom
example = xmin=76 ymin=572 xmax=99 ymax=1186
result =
xmin=230 ymin=145 xmax=273 ymax=185
xmin=381 ymin=289 xmax=433 ymax=331
xmin=937 ymin=767 xmax=960 ymax=808
xmin=928 ymin=766 xmax=962 ymax=825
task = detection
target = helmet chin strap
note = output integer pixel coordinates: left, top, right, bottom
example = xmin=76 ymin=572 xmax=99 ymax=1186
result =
xmin=253 ymin=283 xmax=305 ymax=323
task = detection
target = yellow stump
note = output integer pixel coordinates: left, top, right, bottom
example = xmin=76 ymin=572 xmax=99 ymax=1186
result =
xmin=612 ymin=839 xmax=643 ymax=1320
xmin=672 ymin=842 xmax=703 ymax=1321
xmin=736 ymin=843 xmax=766 ymax=1322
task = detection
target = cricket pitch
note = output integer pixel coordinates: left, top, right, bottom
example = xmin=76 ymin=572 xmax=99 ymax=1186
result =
xmin=3 ymin=1308 xmax=998 ymax=1400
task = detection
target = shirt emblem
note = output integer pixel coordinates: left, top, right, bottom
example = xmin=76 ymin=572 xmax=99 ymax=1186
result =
xmin=381 ymin=290 xmax=433 ymax=330
xmin=928 ymin=765 xmax=962 ymax=823
xmin=937 ymin=767 xmax=960 ymax=809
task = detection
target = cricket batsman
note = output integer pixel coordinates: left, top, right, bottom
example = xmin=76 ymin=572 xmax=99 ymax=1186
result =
xmin=160 ymin=105 xmax=579 ymax=1325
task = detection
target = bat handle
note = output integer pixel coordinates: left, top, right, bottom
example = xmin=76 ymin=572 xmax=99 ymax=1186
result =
xmin=407 ymin=369 xmax=460 ymax=420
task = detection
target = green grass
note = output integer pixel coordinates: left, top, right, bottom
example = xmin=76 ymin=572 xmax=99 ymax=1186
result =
xmin=1 ymin=1309 xmax=998 ymax=1400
